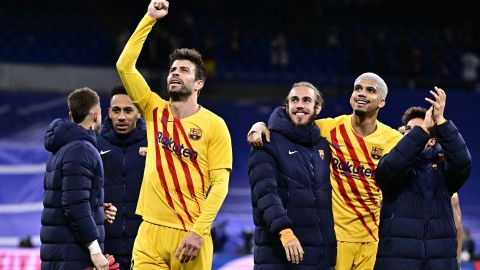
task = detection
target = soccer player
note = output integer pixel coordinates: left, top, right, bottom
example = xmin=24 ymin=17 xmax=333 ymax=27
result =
xmin=116 ymin=1 xmax=232 ymax=269
xmin=397 ymin=106 xmax=464 ymax=266
xmin=374 ymin=88 xmax=471 ymax=270
xmin=97 ymin=85 xmax=147 ymax=270
xmin=41 ymin=87 xmax=110 ymax=270
xmin=248 ymin=72 xmax=403 ymax=269
xmin=248 ymin=82 xmax=336 ymax=269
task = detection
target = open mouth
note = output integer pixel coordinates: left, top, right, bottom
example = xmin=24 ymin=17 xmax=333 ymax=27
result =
xmin=169 ymin=79 xmax=182 ymax=86
xmin=355 ymin=99 xmax=368 ymax=105
xmin=293 ymin=111 xmax=308 ymax=116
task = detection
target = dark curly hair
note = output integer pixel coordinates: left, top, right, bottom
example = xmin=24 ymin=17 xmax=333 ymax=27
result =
xmin=402 ymin=106 xmax=427 ymax=125
xmin=169 ymin=48 xmax=206 ymax=82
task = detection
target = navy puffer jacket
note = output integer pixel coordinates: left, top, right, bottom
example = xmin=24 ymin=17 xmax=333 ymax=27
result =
xmin=375 ymin=121 xmax=472 ymax=270
xmin=248 ymin=107 xmax=336 ymax=270
xmin=41 ymin=118 xmax=105 ymax=270
xmin=96 ymin=117 xmax=146 ymax=266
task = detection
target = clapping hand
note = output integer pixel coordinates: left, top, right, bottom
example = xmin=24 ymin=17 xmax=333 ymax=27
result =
xmin=425 ymin=86 xmax=446 ymax=124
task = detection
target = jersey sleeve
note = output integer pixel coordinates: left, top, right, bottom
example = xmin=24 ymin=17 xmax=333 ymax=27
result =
xmin=381 ymin=126 xmax=403 ymax=154
xmin=207 ymin=118 xmax=233 ymax=171
xmin=116 ymin=14 xmax=167 ymax=117
xmin=191 ymin=168 xmax=229 ymax=236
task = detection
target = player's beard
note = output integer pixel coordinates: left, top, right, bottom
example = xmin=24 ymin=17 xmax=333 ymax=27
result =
xmin=287 ymin=110 xmax=317 ymax=127
xmin=353 ymin=109 xmax=367 ymax=116
xmin=169 ymin=85 xmax=193 ymax=102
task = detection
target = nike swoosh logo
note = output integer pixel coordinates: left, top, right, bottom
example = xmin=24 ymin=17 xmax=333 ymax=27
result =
xmin=100 ymin=150 xmax=111 ymax=155
xmin=288 ymin=150 xmax=298 ymax=155
xmin=333 ymin=143 xmax=345 ymax=149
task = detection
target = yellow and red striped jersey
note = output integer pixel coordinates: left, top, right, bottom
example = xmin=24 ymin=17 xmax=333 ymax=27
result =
xmin=316 ymin=115 xmax=402 ymax=242
xmin=116 ymin=15 xmax=232 ymax=236
xmin=136 ymin=96 xmax=232 ymax=234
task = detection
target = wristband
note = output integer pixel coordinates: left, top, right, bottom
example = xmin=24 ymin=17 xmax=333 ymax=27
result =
xmin=87 ymin=240 xmax=102 ymax=255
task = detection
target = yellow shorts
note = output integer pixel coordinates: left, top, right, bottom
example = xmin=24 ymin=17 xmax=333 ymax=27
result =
xmin=131 ymin=221 xmax=213 ymax=270
xmin=336 ymin=241 xmax=378 ymax=270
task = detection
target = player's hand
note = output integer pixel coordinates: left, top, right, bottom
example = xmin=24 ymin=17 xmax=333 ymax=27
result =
xmin=425 ymin=86 xmax=446 ymax=124
xmin=247 ymin=122 xmax=270 ymax=147
xmin=104 ymin=254 xmax=120 ymax=270
xmin=147 ymin=0 xmax=169 ymax=20
xmin=175 ymin=232 xmax=204 ymax=263
xmin=420 ymin=106 xmax=435 ymax=132
xmin=104 ymin=203 xmax=117 ymax=224
xmin=283 ymin=238 xmax=304 ymax=264
xmin=91 ymin=253 xmax=109 ymax=270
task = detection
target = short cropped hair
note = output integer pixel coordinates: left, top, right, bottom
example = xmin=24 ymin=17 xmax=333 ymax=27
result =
xmin=110 ymin=85 xmax=128 ymax=98
xmin=169 ymin=48 xmax=207 ymax=82
xmin=402 ymin=106 xmax=427 ymax=125
xmin=285 ymin=81 xmax=324 ymax=109
xmin=67 ymin=87 xmax=100 ymax=123
xmin=354 ymin=72 xmax=388 ymax=99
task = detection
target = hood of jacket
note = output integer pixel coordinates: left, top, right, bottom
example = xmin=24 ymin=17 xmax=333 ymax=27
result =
xmin=268 ymin=106 xmax=321 ymax=146
xmin=44 ymin=118 xmax=97 ymax=153
xmin=99 ymin=117 xmax=146 ymax=146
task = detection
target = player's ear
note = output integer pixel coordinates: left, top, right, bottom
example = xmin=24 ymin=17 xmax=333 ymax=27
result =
xmin=315 ymin=104 xmax=322 ymax=115
xmin=378 ymin=98 xmax=386 ymax=109
xmin=194 ymin=80 xmax=204 ymax=91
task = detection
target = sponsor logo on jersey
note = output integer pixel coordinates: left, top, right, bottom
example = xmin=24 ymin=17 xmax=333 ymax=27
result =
xmin=332 ymin=157 xmax=375 ymax=178
xmin=157 ymin=131 xmax=198 ymax=160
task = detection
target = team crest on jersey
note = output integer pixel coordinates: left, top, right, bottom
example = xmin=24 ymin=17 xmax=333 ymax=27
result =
xmin=189 ymin=128 xmax=202 ymax=140
xmin=319 ymin=149 xmax=325 ymax=160
xmin=371 ymin=147 xmax=383 ymax=159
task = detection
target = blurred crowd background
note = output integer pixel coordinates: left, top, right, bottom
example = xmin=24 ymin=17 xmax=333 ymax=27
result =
xmin=0 ymin=0 xmax=479 ymax=269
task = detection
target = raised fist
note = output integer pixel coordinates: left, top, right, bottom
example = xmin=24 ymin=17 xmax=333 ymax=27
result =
xmin=148 ymin=0 xmax=169 ymax=20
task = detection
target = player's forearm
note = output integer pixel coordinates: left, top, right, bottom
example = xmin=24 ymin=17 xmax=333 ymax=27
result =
xmin=191 ymin=169 xmax=229 ymax=236
xmin=63 ymin=202 xmax=99 ymax=243
xmin=116 ymin=14 xmax=156 ymax=102
xmin=117 ymin=14 xmax=155 ymax=72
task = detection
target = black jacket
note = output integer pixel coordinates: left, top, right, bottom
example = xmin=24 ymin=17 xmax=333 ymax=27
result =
xmin=96 ymin=117 xmax=146 ymax=266
xmin=375 ymin=121 xmax=472 ymax=270
xmin=248 ymin=107 xmax=336 ymax=270
xmin=41 ymin=118 xmax=105 ymax=270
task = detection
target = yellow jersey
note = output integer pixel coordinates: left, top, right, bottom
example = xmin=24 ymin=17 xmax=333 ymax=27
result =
xmin=117 ymin=15 xmax=233 ymax=236
xmin=316 ymin=115 xmax=402 ymax=242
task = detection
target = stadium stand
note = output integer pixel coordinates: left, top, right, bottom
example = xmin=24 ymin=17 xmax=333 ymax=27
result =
xmin=0 ymin=0 xmax=479 ymax=269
